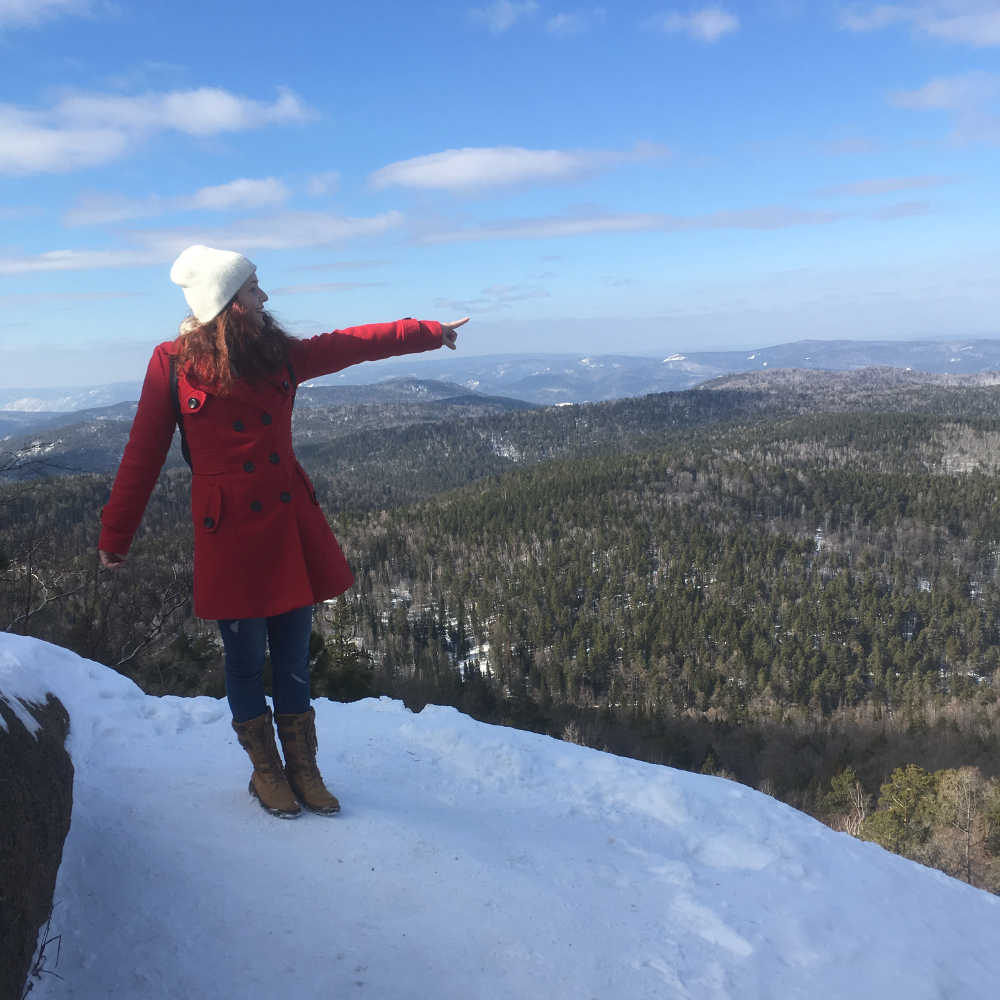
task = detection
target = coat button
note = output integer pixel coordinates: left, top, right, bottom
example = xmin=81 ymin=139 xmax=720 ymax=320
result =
xmin=280 ymin=492 xmax=292 ymax=504
xmin=250 ymin=500 xmax=262 ymax=511
xmin=269 ymin=453 xmax=280 ymax=465
xmin=282 ymin=380 xmax=290 ymax=391
xmin=187 ymin=397 xmax=199 ymax=409
xmin=260 ymin=413 xmax=272 ymax=425
xmin=243 ymin=461 xmax=255 ymax=473
xmin=203 ymin=517 xmax=215 ymax=528
xmin=233 ymin=420 xmax=244 ymax=432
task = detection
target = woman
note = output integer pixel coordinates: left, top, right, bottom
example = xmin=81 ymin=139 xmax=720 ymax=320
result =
xmin=99 ymin=244 xmax=467 ymax=820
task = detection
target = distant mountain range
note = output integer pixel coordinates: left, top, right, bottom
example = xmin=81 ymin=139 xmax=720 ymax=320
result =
xmin=306 ymin=338 xmax=1000 ymax=404
xmin=3 ymin=338 xmax=999 ymax=413
xmin=5 ymin=360 xmax=1000 ymax=480
xmin=292 ymin=378 xmax=533 ymax=410
xmin=0 ymin=381 xmax=144 ymax=413
xmin=0 ymin=401 xmax=140 ymax=445
xmin=703 ymin=367 xmax=1000 ymax=391
xmin=0 ymin=383 xmax=534 ymax=463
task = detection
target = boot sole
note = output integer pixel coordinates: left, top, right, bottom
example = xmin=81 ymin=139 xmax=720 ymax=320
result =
xmin=298 ymin=800 xmax=341 ymax=816
xmin=285 ymin=772 xmax=341 ymax=815
xmin=248 ymin=780 xmax=301 ymax=820
xmin=287 ymin=779 xmax=341 ymax=815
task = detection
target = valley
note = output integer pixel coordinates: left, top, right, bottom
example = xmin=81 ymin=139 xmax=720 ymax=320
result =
xmin=4 ymin=365 xmax=1000 ymax=890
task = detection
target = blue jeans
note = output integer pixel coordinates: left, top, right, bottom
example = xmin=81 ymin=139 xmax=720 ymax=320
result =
xmin=218 ymin=605 xmax=314 ymax=722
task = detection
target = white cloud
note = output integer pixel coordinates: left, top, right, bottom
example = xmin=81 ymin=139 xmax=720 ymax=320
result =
xmin=0 ymin=248 xmax=167 ymax=274
xmin=839 ymin=4 xmax=908 ymax=31
xmin=892 ymin=71 xmax=1000 ymax=143
xmin=0 ymin=0 xmax=88 ymax=29
xmin=64 ymin=178 xmax=290 ymax=226
xmin=0 ymin=291 xmax=144 ymax=306
xmin=470 ymin=0 xmax=537 ymax=32
xmin=295 ymin=259 xmax=392 ymax=271
xmin=483 ymin=284 xmax=550 ymax=301
xmin=659 ymin=7 xmax=740 ymax=42
xmin=269 ymin=282 xmax=387 ymax=295
xmin=840 ymin=2 xmax=1000 ymax=47
xmin=153 ymin=210 xmax=404 ymax=253
xmin=0 ymin=191 xmax=926 ymax=277
xmin=0 ymin=210 xmax=404 ymax=274
xmin=370 ymin=142 xmax=669 ymax=193
xmin=548 ymin=12 xmax=589 ymax=34
xmin=893 ymin=70 xmax=999 ymax=108
xmin=433 ymin=284 xmax=549 ymax=312
xmin=0 ymin=204 xmax=41 ymax=219
xmin=0 ymin=87 xmax=311 ymax=176
xmin=306 ymin=171 xmax=341 ymax=195
xmin=55 ymin=87 xmax=310 ymax=136
xmin=867 ymin=200 xmax=932 ymax=219
xmin=0 ymin=106 xmax=129 ymax=175
xmin=813 ymin=174 xmax=955 ymax=195
xmin=64 ymin=192 xmax=161 ymax=226
xmin=419 ymin=205 xmax=848 ymax=244
xmin=819 ymin=136 xmax=880 ymax=154
xmin=181 ymin=178 xmax=289 ymax=211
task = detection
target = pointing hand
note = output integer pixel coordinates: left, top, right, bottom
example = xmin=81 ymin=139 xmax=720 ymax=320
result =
xmin=440 ymin=317 xmax=469 ymax=351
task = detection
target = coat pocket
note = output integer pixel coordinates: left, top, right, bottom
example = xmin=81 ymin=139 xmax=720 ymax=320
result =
xmin=199 ymin=483 xmax=223 ymax=532
xmin=295 ymin=464 xmax=320 ymax=505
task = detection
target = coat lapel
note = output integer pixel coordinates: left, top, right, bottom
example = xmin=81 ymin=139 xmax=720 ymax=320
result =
xmin=176 ymin=363 xmax=291 ymax=413
xmin=226 ymin=378 xmax=272 ymax=412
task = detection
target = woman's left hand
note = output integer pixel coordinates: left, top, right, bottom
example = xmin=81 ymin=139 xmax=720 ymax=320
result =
xmin=440 ymin=317 xmax=469 ymax=351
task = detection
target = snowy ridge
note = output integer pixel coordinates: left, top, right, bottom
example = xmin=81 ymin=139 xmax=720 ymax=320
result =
xmin=3 ymin=632 xmax=999 ymax=999
xmin=7 ymin=339 xmax=1000 ymax=411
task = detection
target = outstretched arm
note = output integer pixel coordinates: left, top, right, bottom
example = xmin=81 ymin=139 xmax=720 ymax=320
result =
xmin=290 ymin=317 xmax=469 ymax=383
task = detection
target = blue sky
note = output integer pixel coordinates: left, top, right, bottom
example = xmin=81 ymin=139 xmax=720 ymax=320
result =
xmin=1 ymin=0 xmax=998 ymax=386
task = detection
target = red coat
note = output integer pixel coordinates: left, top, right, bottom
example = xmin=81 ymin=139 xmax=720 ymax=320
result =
xmin=99 ymin=320 xmax=443 ymax=620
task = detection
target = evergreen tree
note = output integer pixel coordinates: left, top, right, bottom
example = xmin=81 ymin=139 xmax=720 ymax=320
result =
xmin=312 ymin=596 xmax=373 ymax=702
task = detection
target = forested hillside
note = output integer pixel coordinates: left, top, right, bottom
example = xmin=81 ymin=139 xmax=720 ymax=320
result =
xmin=4 ymin=374 xmax=1000 ymax=889
xmin=9 ymin=369 xmax=1000 ymax=495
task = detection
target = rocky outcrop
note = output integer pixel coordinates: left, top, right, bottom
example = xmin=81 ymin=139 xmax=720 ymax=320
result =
xmin=0 ymin=693 xmax=73 ymax=1000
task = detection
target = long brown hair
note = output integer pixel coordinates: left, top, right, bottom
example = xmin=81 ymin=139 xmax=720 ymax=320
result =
xmin=175 ymin=300 xmax=296 ymax=394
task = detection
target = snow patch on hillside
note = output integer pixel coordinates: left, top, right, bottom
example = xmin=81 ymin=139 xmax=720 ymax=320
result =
xmin=2 ymin=632 xmax=999 ymax=999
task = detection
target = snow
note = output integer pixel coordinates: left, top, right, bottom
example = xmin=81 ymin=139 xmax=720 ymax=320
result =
xmin=3 ymin=632 xmax=1000 ymax=999
xmin=0 ymin=643 xmax=56 ymax=734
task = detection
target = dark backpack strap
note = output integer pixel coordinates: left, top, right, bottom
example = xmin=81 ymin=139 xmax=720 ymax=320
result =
xmin=169 ymin=356 xmax=193 ymax=470
xmin=285 ymin=360 xmax=297 ymax=393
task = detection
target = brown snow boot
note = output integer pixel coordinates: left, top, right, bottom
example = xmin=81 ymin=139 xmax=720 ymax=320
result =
xmin=231 ymin=707 xmax=301 ymax=819
xmin=275 ymin=707 xmax=341 ymax=816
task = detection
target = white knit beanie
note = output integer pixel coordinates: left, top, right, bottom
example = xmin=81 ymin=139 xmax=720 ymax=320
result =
xmin=169 ymin=245 xmax=257 ymax=324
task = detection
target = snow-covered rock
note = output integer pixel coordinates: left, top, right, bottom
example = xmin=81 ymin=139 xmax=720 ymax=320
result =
xmin=0 ymin=653 xmax=73 ymax=1000
xmin=3 ymin=632 xmax=998 ymax=999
